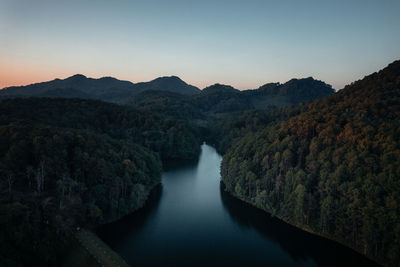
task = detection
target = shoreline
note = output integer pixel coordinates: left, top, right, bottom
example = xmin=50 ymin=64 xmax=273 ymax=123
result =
xmin=68 ymin=155 xmax=202 ymax=266
xmin=74 ymin=229 xmax=129 ymax=267
xmin=221 ymin=182 xmax=384 ymax=267
xmin=65 ymin=181 xmax=161 ymax=267
xmin=67 ymin=161 xmax=383 ymax=267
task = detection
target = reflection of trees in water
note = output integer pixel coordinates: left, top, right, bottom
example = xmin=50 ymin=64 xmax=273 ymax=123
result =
xmin=96 ymin=184 xmax=163 ymax=245
xmin=163 ymin=153 xmax=201 ymax=171
xmin=219 ymin=182 xmax=378 ymax=267
xmin=96 ymin=179 xmax=378 ymax=267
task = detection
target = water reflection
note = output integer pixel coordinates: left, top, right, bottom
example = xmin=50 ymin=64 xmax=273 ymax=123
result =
xmin=97 ymin=184 xmax=163 ymax=249
xmin=219 ymin=182 xmax=378 ymax=267
xmin=97 ymin=144 xmax=379 ymax=267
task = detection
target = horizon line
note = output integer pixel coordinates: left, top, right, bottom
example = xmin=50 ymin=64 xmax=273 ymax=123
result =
xmin=1 ymin=73 xmax=336 ymax=92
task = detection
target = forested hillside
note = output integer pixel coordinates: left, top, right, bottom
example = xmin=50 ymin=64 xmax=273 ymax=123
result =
xmin=122 ymin=90 xmax=204 ymax=120
xmin=221 ymin=60 xmax=400 ymax=265
xmin=0 ymin=98 xmax=201 ymax=266
xmin=0 ymin=98 xmax=201 ymax=161
xmin=243 ymin=77 xmax=334 ymax=108
xmin=0 ymin=70 xmax=370 ymax=266
xmin=133 ymin=76 xmax=200 ymax=95
xmin=207 ymin=106 xmax=304 ymax=154
xmin=0 ymin=125 xmax=161 ymax=265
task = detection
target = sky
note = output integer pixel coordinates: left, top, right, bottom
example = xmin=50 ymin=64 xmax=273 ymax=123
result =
xmin=0 ymin=0 xmax=399 ymax=90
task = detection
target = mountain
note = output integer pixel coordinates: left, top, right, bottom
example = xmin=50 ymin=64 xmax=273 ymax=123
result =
xmin=192 ymin=84 xmax=252 ymax=114
xmin=201 ymin=83 xmax=239 ymax=94
xmin=191 ymin=79 xmax=333 ymax=114
xmin=134 ymin=76 xmax=200 ymax=95
xmin=1 ymin=74 xmax=332 ymax=110
xmin=121 ymin=78 xmax=334 ymax=122
xmin=243 ymin=77 xmax=334 ymax=108
xmin=0 ymin=74 xmax=200 ymax=102
xmin=123 ymin=90 xmax=204 ymax=120
xmin=0 ymin=74 xmax=136 ymax=102
xmin=221 ymin=60 xmax=400 ymax=265
xmin=1 ymin=74 xmax=334 ymax=120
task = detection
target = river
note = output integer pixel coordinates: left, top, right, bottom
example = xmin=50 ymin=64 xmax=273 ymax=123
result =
xmin=97 ymin=144 xmax=378 ymax=266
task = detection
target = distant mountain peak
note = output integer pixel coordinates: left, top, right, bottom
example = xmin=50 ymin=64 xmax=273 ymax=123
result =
xmin=202 ymin=84 xmax=238 ymax=93
xmin=151 ymin=75 xmax=186 ymax=84
xmin=285 ymin=76 xmax=326 ymax=84
xmin=135 ymin=76 xmax=200 ymax=95
xmin=99 ymin=76 xmax=118 ymax=80
xmin=256 ymin=77 xmax=333 ymax=97
xmin=0 ymin=73 xmax=200 ymax=99
xmin=67 ymin=74 xmax=87 ymax=80
xmin=161 ymin=75 xmax=181 ymax=80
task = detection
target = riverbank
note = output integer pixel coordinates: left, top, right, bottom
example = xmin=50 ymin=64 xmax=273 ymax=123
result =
xmin=78 ymin=229 xmax=129 ymax=267
xmin=63 ymin=180 xmax=160 ymax=267
xmin=97 ymin=144 xmax=382 ymax=266
xmin=62 ymin=229 xmax=129 ymax=267
xmin=221 ymin=183 xmax=383 ymax=266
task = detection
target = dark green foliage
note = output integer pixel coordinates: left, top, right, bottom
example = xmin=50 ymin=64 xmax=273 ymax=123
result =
xmin=207 ymin=106 xmax=304 ymax=154
xmin=192 ymin=78 xmax=333 ymax=114
xmin=0 ymin=125 xmax=161 ymax=266
xmin=122 ymin=90 xmax=204 ymax=120
xmin=0 ymin=98 xmax=202 ymax=266
xmin=122 ymin=79 xmax=333 ymax=145
xmin=0 ymin=71 xmax=354 ymax=266
xmin=243 ymin=77 xmax=334 ymax=108
xmin=192 ymin=84 xmax=252 ymax=114
xmin=221 ymin=60 xmax=400 ymax=265
xmin=0 ymin=98 xmax=201 ymax=160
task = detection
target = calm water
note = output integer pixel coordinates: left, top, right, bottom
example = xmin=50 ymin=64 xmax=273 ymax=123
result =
xmin=97 ymin=144 xmax=378 ymax=266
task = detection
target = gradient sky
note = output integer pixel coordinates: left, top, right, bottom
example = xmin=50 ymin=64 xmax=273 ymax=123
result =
xmin=1 ymin=0 xmax=399 ymax=90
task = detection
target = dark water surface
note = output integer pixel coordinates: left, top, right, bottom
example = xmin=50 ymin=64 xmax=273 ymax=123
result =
xmin=97 ymin=144 xmax=379 ymax=266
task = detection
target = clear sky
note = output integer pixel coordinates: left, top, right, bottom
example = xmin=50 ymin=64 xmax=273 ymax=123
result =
xmin=1 ymin=0 xmax=399 ymax=90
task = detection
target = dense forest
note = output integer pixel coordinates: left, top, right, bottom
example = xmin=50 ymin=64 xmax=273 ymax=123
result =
xmin=221 ymin=60 xmax=400 ymax=265
xmin=207 ymin=105 xmax=305 ymax=154
xmin=0 ymin=125 xmax=161 ymax=265
xmin=122 ymin=90 xmax=205 ymax=120
xmin=1 ymin=61 xmax=397 ymax=266
xmin=0 ymin=98 xmax=201 ymax=161
xmin=0 ymin=76 xmax=333 ymax=266
xmin=0 ymin=98 xmax=201 ymax=266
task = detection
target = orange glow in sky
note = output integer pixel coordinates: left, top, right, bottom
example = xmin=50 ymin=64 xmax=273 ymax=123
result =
xmin=1 ymin=1 xmax=399 ymax=90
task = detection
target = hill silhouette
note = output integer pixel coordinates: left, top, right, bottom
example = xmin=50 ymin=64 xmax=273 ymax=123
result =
xmin=0 ymin=74 xmax=200 ymax=102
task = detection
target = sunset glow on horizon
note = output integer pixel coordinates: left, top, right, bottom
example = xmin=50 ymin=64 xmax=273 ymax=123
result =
xmin=1 ymin=0 xmax=399 ymax=90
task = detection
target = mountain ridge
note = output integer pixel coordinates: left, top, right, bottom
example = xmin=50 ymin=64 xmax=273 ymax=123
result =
xmin=0 ymin=75 xmax=334 ymax=113
xmin=0 ymin=74 xmax=200 ymax=101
